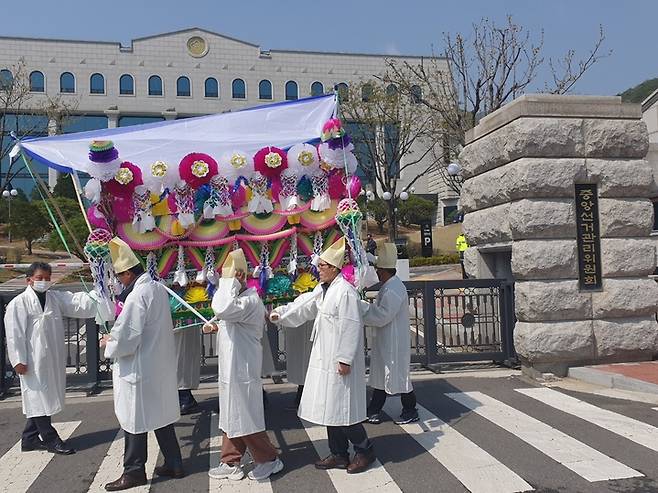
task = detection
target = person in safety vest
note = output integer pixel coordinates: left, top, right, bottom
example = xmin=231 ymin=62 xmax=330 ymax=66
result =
xmin=456 ymin=233 xmax=469 ymax=279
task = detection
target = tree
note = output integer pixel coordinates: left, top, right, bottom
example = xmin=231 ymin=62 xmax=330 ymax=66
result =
xmin=384 ymin=16 xmax=609 ymax=194
xmin=52 ymin=173 xmax=78 ymax=200
xmin=35 ymin=197 xmax=87 ymax=260
xmin=340 ymin=79 xmax=445 ymax=240
xmin=0 ymin=58 xmax=79 ymax=192
xmin=398 ymin=195 xmax=435 ymax=227
xmin=10 ymin=200 xmax=50 ymax=254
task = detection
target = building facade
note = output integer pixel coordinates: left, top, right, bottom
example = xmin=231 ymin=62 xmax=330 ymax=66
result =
xmin=0 ymin=28 xmax=456 ymax=223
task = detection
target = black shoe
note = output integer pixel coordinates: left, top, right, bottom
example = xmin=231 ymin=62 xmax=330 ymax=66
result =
xmin=180 ymin=402 xmax=200 ymax=415
xmin=46 ymin=440 xmax=76 ymax=455
xmin=105 ymin=473 xmax=147 ymax=491
xmin=394 ymin=409 xmax=419 ymax=425
xmin=154 ymin=464 xmax=186 ymax=478
xmin=367 ymin=413 xmax=383 ymax=424
xmin=21 ymin=440 xmax=47 ymax=452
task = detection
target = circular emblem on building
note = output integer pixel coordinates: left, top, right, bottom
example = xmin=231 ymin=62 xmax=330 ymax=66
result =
xmin=187 ymin=36 xmax=209 ymax=58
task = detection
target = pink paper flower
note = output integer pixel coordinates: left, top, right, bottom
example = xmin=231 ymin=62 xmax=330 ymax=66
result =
xmin=104 ymin=161 xmax=143 ymax=197
xmin=254 ymin=146 xmax=288 ymax=179
xmin=179 ymin=153 xmax=218 ymax=188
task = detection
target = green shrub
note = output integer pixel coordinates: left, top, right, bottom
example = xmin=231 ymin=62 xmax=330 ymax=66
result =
xmin=409 ymin=253 xmax=460 ymax=267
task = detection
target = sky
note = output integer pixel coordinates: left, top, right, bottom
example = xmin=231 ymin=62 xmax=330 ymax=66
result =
xmin=2 ymin=0 xmax=656 ymax=96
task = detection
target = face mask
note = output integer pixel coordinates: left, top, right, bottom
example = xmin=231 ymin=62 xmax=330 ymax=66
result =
xmin=32 ymin=280 xmax=51 ymax=293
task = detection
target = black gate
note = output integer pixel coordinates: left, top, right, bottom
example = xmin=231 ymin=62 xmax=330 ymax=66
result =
xmin=1 ymin=278 xmax=516 ymax=395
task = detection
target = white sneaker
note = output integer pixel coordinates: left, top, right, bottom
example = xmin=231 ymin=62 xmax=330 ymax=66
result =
xmin=208 ymin=462 xmax=245 ymax=480
xmin=247 ymin=457 xmax=284 ymax=481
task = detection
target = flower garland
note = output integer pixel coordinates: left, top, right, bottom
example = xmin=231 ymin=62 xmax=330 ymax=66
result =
xmin=174 ymin=183 xmax=197 ymax=229
xmin=203 ymin=175 xmax=234 ymax=219
xmin=310 ymin=171 xmax=331 ymax=212
xmin=247 ymin=172 xmax=274 ymax=214
xmin=132 ymin=188 xmax=156 ymax=234
xmin=173 ymin=245 xmax=188 ymax=287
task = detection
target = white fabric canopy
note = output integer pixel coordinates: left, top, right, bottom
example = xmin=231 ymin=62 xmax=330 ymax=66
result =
xmin=19 ymin=94 xmax=337 ymax=174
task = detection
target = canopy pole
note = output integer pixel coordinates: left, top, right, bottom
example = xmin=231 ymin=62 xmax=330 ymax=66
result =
xmin=72 ymin=171 xmax=93 ymax=234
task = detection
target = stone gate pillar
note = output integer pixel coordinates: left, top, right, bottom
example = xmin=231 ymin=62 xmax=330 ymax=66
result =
xmin=459 ymin=94 xmax=658 ymax=376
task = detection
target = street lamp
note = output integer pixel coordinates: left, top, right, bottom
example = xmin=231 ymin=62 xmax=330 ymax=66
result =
xmin=2 ymin=187 xmax=18 ymax=243
xmin=382 ymin=188 xmax=412 ymax=241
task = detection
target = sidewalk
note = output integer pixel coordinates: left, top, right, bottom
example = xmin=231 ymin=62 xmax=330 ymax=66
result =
xmin=568 ymin=361 xmax=658 ymax=395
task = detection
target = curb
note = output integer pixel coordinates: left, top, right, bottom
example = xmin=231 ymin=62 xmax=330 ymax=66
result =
xmin=568 ymin=366 xmax=658 ymax=395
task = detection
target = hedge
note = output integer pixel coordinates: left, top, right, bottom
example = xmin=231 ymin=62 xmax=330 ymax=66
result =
xmin=409 ymin=254 xmax=460 ymax=267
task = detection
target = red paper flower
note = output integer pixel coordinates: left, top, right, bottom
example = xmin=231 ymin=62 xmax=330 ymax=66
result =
xmin=254 ymin=146 xmax=288 ymax=179
xmin=104 ymin=161 xmax=143 ymax=197
xmin=328 ymin=170 xmax=347 ymax=200
xmin=179 ymin=152 xmax=218 ymax=188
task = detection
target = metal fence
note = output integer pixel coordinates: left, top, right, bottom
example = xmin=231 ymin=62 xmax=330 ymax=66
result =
xmin=1 ymin=279 xmax=516 ymax=395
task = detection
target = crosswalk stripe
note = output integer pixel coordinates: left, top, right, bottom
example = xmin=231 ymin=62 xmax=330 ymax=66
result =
xmin=446 ymin=391 xmax=643 ymax=482
xmin=516 ymin=387 xmax=658 ymax=453
xmin=382 ymin=400 xmax=532 ymax=493
xmin=0 ymin=420 xmax=80 ymax=493
xmin=209 ymin=413 xmax=274 ymax=492
xmin=300 ymin=420 xmax=401 ymax=492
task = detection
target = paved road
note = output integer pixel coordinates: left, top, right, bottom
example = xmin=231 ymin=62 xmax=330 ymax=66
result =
xmin=1 ymin=371 xmax=658 ymax=493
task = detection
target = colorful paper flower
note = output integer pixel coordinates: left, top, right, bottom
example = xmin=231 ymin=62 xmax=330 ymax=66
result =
xmin=254 ymin=146 xmax=287 ymax=179
xmin=104 ymin=161 xmax=143 ymax=197
xmin=179 ymin=152 xmax=218 ymax=188
xmin=286 ymin=143 xmax=320 ymax=176
xmin=142 ymin=160 xmax=180 ymax=194
xmin=220 ymin=150 xmax=254 ymax=182
xmin=292 ymin=271 xmax=318 ymax=293
xmin=87 ymin=140 xmax=122 ymax=182
xmin=321 ymin=118 xmax=345 ymax=142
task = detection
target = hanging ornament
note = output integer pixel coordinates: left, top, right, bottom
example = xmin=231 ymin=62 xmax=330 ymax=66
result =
xmin=288 ymin=231 xmax=298 ymax=275
xmin=248 ymin=172 xmax=274 ymax=214
xmin=335 ymin=198 xmax=369 ymax=289
xmin=173 ymin=245 xmax=188 ymax=287
xmin=87 ymin=140 xmax=122 ymax=182
xmin=179 ymin=152 xmax=218 ymax=188
xmin=310 ymin=231 xmax=324 ymax=278
xmin=146 ymin=251 xmax=160 ymax=281
xmin=254 ymin=146 xmax=288 ymax=179
xmin=132 ymin=186 xmax=156 ymax=233
xmin=174 ymin=183 xmax=196 ymax=228
xmin=253 ymin=242 xmax=273 ymax=293
xmin=278 ymin=168 xmax=300 ymax=211
xmin=310 ymin=171 xmax=331 ymax=212
xmin=204 ymin=247 xmax=218 ymax=285
xmin=83 ymin=229 xmax=116 ymax=323
xmin=203 ymin=175 xmax=234 ymax=218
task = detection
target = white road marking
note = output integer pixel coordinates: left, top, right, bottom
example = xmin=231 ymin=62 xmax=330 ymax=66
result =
xmin=301 ymin=420 xmax=401 ymax=492
xmin=209 ymin=413 xmax=274 ymax=492
xmin=446 ymin=391 xmax=643 ymax=482
xmin=516 ymin=387 xmax=658 ymax=453
xmin=383 ymin=400 xmax=532 ymax=493
xmin=0 ymin=421 xmax=80 ymax=493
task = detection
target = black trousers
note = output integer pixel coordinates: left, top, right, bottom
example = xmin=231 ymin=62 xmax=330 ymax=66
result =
xmin=368 ymin=388 xmax=417 ymax=414
xmin=123 ymin=424 xmax=182 ymax=476
xmin=178 ymin=389 xmax=197 ymax=407
xmin=22 ymin=416 xmax=59 ymax=445
xmin=327 ymin=423 xmax=371 ymax=458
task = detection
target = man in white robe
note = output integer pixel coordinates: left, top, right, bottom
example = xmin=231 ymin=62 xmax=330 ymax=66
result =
xmin=204 ymin=249 xmax=283 ymax=482
xmin=101 ymin=238 xmax=184 ymax=491
xmin=363 ymin=243 xmax=418 ymax=425
xmin=4 ymin=262 xmax=100 ymax=455
xmin=270 ymin=237 xmax=375 ymax=474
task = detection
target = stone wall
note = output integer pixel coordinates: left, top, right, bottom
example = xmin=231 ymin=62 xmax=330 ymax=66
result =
xmin=459 ymin=94 xmax=658 ymax=376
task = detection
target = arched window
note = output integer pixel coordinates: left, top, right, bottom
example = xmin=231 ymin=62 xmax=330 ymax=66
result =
xmin=176 ymin=76 xmax=191 ymax=97
xmin=0 ymin=69 xmax=13 ymax=90
xmin=258 ymin=80 xmax=272 ymax=100
xmin=311 ymin=81 xmax=324 ymax=97
xmin=90 ymin=73 xmax=105 ymax=94
xmin=336 ymin=82 xmax=349 ymax=103
xmin=148 ymin=75 xmax=163 ymax=96
xmin=410 ymin=85 xmax=422 ymax=104
xmin=29 ymin=71 xmax=45 ymax=92
xmin=386 ymin=84 xmax=397 ymax=97
xmin=285 ymin=81 xmax=298 ymax=101
xmin=204 ymin=77 xmax=218 ymax=98
xmin=60 ymin=72 xmax=75 ymax=93
xmin=232 ymin=78 xmax=246 ymax=99
xmin=119 ymin=74 xmax=134 ymax=95
xmin=362 ymin=84 xmax=374 ymax=102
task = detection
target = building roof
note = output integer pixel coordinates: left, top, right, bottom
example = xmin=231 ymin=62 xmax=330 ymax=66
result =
xmin=0 ymin=27 xmax=440 ymax=60
xmin=642 ymin=87 xmax=658 ymax=113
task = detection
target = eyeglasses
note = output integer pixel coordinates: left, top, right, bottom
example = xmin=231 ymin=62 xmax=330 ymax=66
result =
xmin=317 ymin=262 xmax=332 ymax=269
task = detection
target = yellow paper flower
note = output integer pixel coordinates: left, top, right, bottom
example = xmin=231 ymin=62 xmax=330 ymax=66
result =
xmin=184 ymin=285 xmax=210 ymax=304
xmin=151 ymin=161 xmax=168 ymax=178
xmin=230 ymin=153 xmax=247 ymax=169
xmin=265 ymin=152 xmax=282 ymax=168
xmin=292 ymin=272 xmax=318 ymax=293
xmin=298 ymin=150 xmax=315 ymax=166
xmin=115 ymin=168 xmax=134 ymax=185
xmin=191 ymin=160 xmax=210 ymax=178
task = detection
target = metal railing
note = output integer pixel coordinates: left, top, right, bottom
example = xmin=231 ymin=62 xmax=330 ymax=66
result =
xmin=1 ymin=279 xmax=516 ymax=395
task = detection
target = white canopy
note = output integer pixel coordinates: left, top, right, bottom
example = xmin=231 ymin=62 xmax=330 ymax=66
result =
xmin=18 ymin=94 xmax=337 ymax=174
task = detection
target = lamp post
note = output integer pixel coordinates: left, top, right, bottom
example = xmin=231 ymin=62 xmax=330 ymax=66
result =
xmin=2 ymin=187 xmax=18 ymax=243
xmin=359 ymin=188 xmax=375 ymax=238
xmin=382 ymin=188 xmax=411 ymax=242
